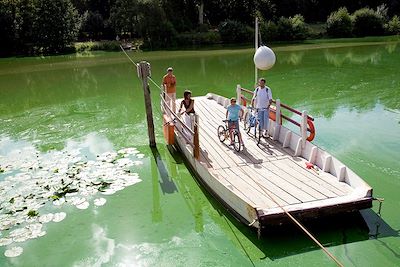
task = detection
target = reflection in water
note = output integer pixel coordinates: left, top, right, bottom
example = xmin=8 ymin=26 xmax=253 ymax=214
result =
xmin=279 ymin=51 xmax=305 ymax=65
xmin=72 ymin=224 xmax=116 ymax=267
xmin=324 ymin=49 xmax=381 ymax=67
xmin=385 ymin=42 xmax=398 ymax=53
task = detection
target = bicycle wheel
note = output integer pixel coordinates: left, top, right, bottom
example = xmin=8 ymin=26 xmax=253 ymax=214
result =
xmin=233 ymin=132 xmax=241 ymax=152
xmin=217 ymin=125 xmax=226 ymax=142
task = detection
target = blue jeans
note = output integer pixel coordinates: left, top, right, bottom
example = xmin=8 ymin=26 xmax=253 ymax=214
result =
xmin=257 ymin=108 xmax=269 ymax=131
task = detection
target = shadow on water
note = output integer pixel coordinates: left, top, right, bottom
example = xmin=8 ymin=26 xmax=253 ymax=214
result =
xmin=165 ymin=145 xmax=399 ymax=262
xmin=151 ymin=146 xmax=178 ymax=194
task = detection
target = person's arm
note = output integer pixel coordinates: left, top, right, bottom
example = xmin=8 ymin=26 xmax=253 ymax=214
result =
xmin=268 ymin=89 xmax=273 ymax=107
xmin=178 ymin=101 xmax=184 ymax=114
xmin=239 ymin=107 xmax=244 ymax=120
xmin=226 ymin=109 xmax=229 ymax=119
xmin=251 ymin=88 xmax=257 ymax=107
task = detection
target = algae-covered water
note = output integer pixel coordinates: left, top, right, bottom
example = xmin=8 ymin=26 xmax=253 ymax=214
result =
xmin=0 ymin=39 xmax=399 ymax=266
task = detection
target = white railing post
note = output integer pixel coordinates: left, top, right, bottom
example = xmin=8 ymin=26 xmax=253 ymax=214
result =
xmin=273 ymin=99 xmax=281 ymax=141
xmin=236 ymin=84 xmax=241 ymax=105
xmin=301 ymin=110 xmax=307 ymax=148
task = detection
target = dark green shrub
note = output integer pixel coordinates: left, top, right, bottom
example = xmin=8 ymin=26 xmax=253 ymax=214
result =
xmin=290 ymin=14 xmax=308 ymax=40
xmin=385 ymin=15 xmax=400 ymax=35
xmin=81 ymin=11 xmax=104 ymax=40
xmin=176 ymin=31 xmax=221 ymax=46
xmin=260 ymin=20 xmax=279 ymax=41
xmin=352 ymin=8 xmax=384 ymax=37
xmin=218 ymin=20 xmax=253 ymax=44
xmin=273 ymin=15 xmax=308 ymax=41
xmin=326 ymin=7 xmax=353 ymax=37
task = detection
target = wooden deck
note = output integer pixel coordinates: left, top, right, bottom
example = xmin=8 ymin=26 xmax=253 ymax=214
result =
xmin=170 ymin=94 xmax=372 ymax=227
xmin=194 ymin=96 xmax=352 ymax=209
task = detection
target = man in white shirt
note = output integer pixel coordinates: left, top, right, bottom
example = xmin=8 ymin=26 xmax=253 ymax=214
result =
xmin=251 ymin=78 xmax=273 ymax=137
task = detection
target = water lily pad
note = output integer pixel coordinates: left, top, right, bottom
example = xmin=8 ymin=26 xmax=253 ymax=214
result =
xmin=4 ymin=246 xmax=23 ymax=257
xmin=53 ymin=212 xmax=66 ymax=222
xmin=76 ymin=201 xmax=89 ymax=210
xmin=39 ymin=213 xmax=54 ymax=223
xmin=0 ymin=238 xmax=12 ymax=246
xmin=93 ymin=198 xmax=106 ymax=206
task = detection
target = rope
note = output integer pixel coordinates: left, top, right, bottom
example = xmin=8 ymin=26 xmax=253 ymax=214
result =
xmin=254 ymin=180 xmax=344 ymax=267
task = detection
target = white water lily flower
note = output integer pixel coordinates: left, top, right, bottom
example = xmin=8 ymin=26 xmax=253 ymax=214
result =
xmin=93 ymin=198 xmax=106 ymax=206
xmin=53 ymin=212 xmax=66 ymax=222
xmin=4 ymin=246 xmax=23 ymax=257
xmin=0 ymin=238 xmax=12 ymax=246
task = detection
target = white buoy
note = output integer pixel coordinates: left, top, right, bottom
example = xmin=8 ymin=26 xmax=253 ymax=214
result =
xmin=254 ymin=46 xmax=276 ymax=70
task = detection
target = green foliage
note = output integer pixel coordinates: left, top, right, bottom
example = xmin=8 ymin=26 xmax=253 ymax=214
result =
xmin=289 ymin=14 xmax=308 ymax=40
xmin=33 ymin=0 xmax=80 ymax=53
xmin=385 ymin=15 xmax=400 ymax=35
xmin=110 ymin=0 xmax=139 ymax=37
xmin=138 ymin=0 xmax=177 ymax=49
xmin=27 ymin=210 xmax=39 ymax=217
xmin=218 ymin=20 xmax=253 ymax=44
xmin=175 ymin=31 xmax=221 ymax=47
xmin=326 ymin=7 xmax=353 ymax=38
xmin=352 ymin=8 xmax=384 ymax=37
xmin=81 ymin=10 xmax=104 ymax=40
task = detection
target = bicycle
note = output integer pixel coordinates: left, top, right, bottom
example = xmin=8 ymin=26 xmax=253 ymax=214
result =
xmin=243 ymin=107 xmax=262 ymax=144
xmin=217 ymin=120 xmax=242 ymax=152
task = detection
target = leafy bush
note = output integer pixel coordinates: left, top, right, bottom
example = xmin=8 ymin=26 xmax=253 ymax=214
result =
xmin=290 ymin=14 xmax=308 ymax=40
xmin=266 ymin=15 xmax=308 ymax=41
xmin=176 ymin=31 xmax=221 ymax=46
xmin=352 ymin=8 xmax=384 ymax=37
xmin=326 ymin=7 xmax=353 ymax=37
xmin=260 ymin=20 xmax=279 ymax=41
xmin=80 ymin=11 xmax=104 ymax=40
xmin=385 ymin=15 xmax=400 ymax=35
xmin=218 ymin=20 xmax=253 ymax=44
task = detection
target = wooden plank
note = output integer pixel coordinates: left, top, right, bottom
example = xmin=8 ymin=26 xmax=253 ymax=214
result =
xmin=240 ymin=165 xmax=302 ymax=205
xmin=271 ymin=158 xmax=338 ymax=198
xmin=261 ymin=160 xmax=328 ymax=200
xmin=220 ymin=167 xmax=278 ymax=208
xmin=283 ymin=156 xmax=352 ymax=195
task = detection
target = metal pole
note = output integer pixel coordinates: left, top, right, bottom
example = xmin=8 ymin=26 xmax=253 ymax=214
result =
xmin=255 ymin=16 xmax=259 ymax=85
xmin=138 ymin=61 xmax=156 ymax=147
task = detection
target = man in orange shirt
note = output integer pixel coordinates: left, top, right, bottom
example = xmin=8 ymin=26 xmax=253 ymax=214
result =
xmin=162 ymin=67 xmax=176 ymax=113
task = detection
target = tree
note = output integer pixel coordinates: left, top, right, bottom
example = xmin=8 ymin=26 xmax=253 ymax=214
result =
xmin=110 ymin=0 xmax=139 ymax=37
xmin=138 ymin=0 xmax=177 ymax=49
xmin=353 ymin=7 xmax=384 ymax=36
xmin=81 ymin=10 xmax=104 ymax=39
xmin=0 ymin=0 xmax=17 ymax=56
xmin=32 ymin=0 xmax=80 ymax=53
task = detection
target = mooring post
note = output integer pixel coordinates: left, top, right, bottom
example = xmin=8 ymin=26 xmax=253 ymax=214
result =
xmin=138 ymin=61 xmax=156 ymax=147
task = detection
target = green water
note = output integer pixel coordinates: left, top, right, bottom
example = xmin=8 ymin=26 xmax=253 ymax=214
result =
xmin=0 ymin=39 xmax=399 ymax=266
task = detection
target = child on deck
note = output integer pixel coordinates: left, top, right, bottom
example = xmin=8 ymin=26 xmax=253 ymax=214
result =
xmin=226 ymin=97 xmax=244 ymax=146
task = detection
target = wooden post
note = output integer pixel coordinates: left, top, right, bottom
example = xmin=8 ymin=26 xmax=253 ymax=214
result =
xmin=193 ymin=114 xmax=200 ymax=159
xmin=301 ymin=110 xmax=307 ymax=149
xmin=138 ymin=61 xmax=156 ymax=147
xmin=236 ymin=84 xmax=241 ymax=105
xmin=273 ymin=99 xmax=281 ymax=141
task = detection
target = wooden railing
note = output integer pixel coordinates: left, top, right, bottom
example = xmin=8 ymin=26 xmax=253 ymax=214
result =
xmin=236 ymin=84 xmax=316 ymax=144
xmin=160 ymin=94 xmax=200 ymax=159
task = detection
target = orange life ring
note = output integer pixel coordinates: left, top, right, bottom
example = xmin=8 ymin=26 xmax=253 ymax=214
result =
xmin=307 ymin=119 xmax=315 ymax=141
